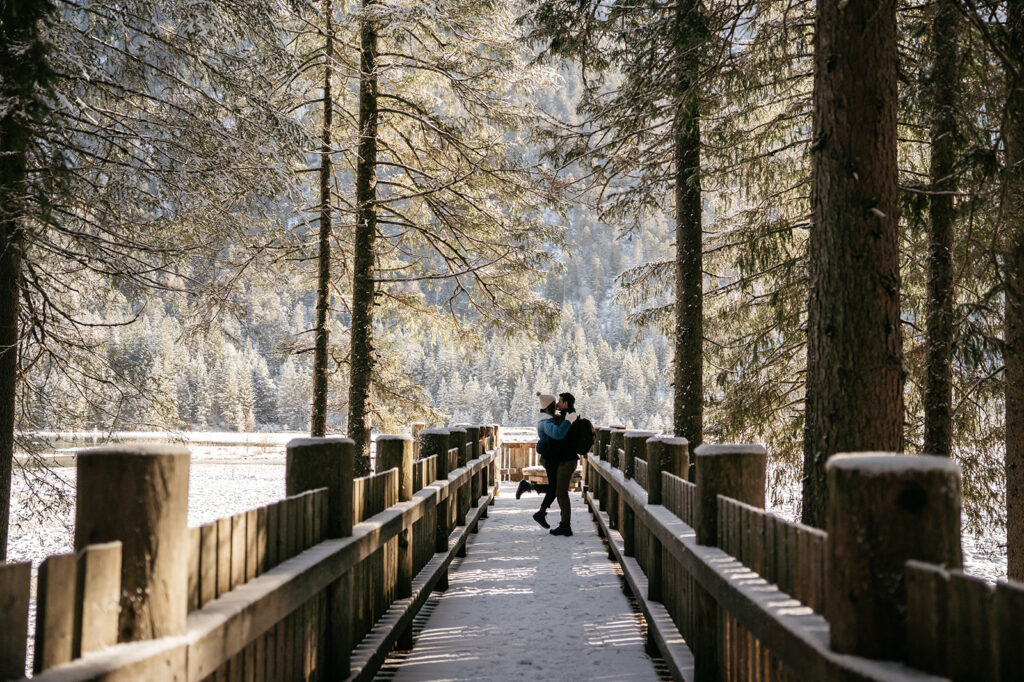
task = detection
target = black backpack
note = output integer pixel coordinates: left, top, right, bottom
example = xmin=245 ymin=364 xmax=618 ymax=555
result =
xmin=574 ymin=417 xmax=595 ymax=455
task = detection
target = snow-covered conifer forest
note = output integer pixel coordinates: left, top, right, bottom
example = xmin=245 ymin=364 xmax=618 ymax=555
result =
xmin=2 ymin=0 xmax=1023 ymax=579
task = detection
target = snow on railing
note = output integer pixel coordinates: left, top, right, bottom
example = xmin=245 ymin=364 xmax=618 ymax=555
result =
xmin=584 ymin=426 xmax=1020 ymax=682
xmin=0 ymin=425 xmax=501 ymax=682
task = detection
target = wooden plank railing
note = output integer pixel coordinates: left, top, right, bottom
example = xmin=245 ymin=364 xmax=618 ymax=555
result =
xmin=187 ymin=488 xmax=328 ymax=614
xmin=499 ymin=442 xmax=538 ymax=481
xmin=634 ymin=457 xmax=648 ymax=492
xmin=0 ymin=542 xmax=122 ymax=678
xmin=0 ymin=423 xmax=502 ymax=682
xmin=181 ymin=487 xmax=329 ymax=681
xmin=412 ymin=454 xmax=437 ymax=494
xmin=662 ymin=473 xmax=695 ymax=526
xmin=717 ymin=496 xmax=827 ymax=615
xmin=354 ymin=468 xmax=399 ymax=524
xmin=905 ymin=560 xmax=1024 ymax=680
xmin=582 ymin=427 xmax=1018 ymax=682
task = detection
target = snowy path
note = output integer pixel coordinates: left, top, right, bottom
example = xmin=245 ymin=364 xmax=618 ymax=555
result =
xmin=382 ymin=483 xmax=664 ymax=681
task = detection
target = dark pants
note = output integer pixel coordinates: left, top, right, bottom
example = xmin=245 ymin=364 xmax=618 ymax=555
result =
xmin=537 ymin=457 xmax=576 ymax=526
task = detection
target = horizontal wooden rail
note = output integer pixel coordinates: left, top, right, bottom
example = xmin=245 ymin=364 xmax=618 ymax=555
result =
xmin=346 ymin=479 xmax=498 ymax=681
xmin=20 ymin=451 xmax=498 ymax=682
xmin=586 ymin=455 xmax=943 ymax=682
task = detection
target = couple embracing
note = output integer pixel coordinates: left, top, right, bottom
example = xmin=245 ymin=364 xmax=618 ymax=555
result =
xmin=516 ymin=391 xmax=594 ymax=537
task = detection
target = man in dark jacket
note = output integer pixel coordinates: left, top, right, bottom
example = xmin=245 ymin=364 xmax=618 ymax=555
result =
xmin=546 ymin=392 xmax=581 ymax=536
xmin=516 ymin=392 xmax=581 ymax=535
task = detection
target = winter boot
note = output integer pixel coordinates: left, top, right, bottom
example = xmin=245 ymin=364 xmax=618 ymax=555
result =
xmin=516 ymin=479 xmax=533 ymax=499
xmin=550 ymin=523 xmax=573 ymax=537
xmin=532 ymin=510 xmax=550 ymax=529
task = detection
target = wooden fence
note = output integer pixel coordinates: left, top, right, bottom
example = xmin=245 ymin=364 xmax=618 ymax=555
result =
xmin=584 ymin=426 xmax=1024 ymax=682
xmin=498 ymin=441 xmax=538 ymax=481
xmin=0 ymin=424 xmax=500 ymax=682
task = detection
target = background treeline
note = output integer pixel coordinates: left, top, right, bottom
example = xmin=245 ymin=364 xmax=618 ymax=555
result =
xmin=3 ymin=0 xmax=1022 ymax=579
xmin=18 ymin=203 xmax=676 ymax=434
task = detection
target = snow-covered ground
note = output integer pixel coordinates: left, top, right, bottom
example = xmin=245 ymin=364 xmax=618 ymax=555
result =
xmin=767 ymin=479 xmax=1008 ymax=583
xmin=7 ymin=439 xmax=1008 ymax=584
xmin=8 ymin=455 xmax=287 ymax=566
xmin=382 ymin=484 xmax=666 ymax=681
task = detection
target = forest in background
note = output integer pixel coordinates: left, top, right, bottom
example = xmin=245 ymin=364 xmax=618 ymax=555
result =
xmin=3 ymin=0 xmax=1023 ymax=580
xmin=19 ymin=200 xmax=676 ymax=435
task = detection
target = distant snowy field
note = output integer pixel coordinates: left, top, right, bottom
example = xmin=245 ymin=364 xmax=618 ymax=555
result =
xmin=8 ymin=432 xmax=1008 ymax=583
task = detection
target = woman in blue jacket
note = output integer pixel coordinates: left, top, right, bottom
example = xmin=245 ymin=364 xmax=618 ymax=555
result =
xmin=519 ymin=392 xmax=577 ymax=530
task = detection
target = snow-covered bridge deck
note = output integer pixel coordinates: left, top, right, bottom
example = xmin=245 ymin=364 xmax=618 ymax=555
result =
xmin=379 ymin=483 xmax=665 ymax=681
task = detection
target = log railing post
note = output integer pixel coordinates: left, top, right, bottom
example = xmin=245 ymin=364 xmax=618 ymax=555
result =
xmin=623 ymin=430 xmax=657 ymax=481
xmin=410 ymin=422 xmax=426 ymax=458
xmin=694 ymin=444 xmax=767 ymax=546
xmin=645 ymin=436 xmax=688 ymax=604
xmin=465 ymin=425 xmax=480 ymax=461
xmin=465 ymin=426 xmax=481 ymax=507
xmin=596 ymin=427 xmax=610 ymax=512
xmin=608 ymin=430 xmax=626 ymax=530
xmin=449 ymin=427 xmax=469 ymax=526
xmin=450 ymin=426 xmax=468 ymax=467
xmin=286 ymin=437 xmax=356 ymax=679
xmin=286 ymin=437 xmax=355 ymax=538
xmin=609 ymin=429 xmax=625 ymax=470
xmin=826 ymin=453 xmax=962 ymax=661
xmin=647 ymin=436 xmax=689 ymax=506
xmin=491 ymin=424 xmax=501 ymax=501
xmin=692 ymin=443 xmax=767 ymax=682
xmin=419 ymin=428 xmax=451 ymax=556
xmin=376 ymin=434 xmax=416 ymax=646
xmin=74 ymin=445 xmax=190 ymax=643
xmin=622 ymin=431 xmax=657 ymax=558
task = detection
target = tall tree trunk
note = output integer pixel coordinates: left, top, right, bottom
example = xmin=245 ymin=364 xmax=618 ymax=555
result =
xmin=0 ymin=150 xmax=24 ymax=564
xmin=923 ymin=0 xmax=959 ymax=457
xmin=1003 ymin=0 xmax=1024 ymax=582
xmin=311 ymin=0 xmax=334 ymax=438
xmin=0 ymin=0 xmax=51 ymax=561
xmin=801 ymin=0 xmax=903 ymax=527
xmin=347 ymin=0 xmax=379 ymax=474
xmin=673 ymin=0 xmax=703 ymax=462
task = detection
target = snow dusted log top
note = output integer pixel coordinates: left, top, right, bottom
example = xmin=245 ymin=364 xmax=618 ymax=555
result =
xmin=74 ymin=443 xmax=190 ymax=458
xmin=826 ymin=450 xmax=963 ymax=660
xmin=826 ymin=452 xmax=962 ymax=475
xmin=694 ymin=442 xmax=767 ymax=546
xmin=286 ymin=435 xmax=355 ymax=449
xmin=375 ymin=434 xmax=413 ymax=442
xmin=417 ymin=427 xmax=451 ymax=436
xmin=286 ymin=437 xmax=355 ymax=539
xmin=692 ymin=443 xmax=767 ymax=457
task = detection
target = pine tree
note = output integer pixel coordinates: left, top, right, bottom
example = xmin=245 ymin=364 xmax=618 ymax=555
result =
xmin=801 ymin=0 xmax=903 ymax=527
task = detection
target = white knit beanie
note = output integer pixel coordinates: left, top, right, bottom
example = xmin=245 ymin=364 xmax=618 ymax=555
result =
xmin=536 ymin=392 xmax=556 ymax=410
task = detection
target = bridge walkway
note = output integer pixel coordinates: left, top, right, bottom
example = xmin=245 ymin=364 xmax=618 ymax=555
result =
xmin=378 ymin=482 xmax=666 ymax=681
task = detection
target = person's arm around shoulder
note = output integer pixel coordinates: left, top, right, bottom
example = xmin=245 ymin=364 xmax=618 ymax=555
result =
xmin=539 ymin=413 xmax=575 ymax=440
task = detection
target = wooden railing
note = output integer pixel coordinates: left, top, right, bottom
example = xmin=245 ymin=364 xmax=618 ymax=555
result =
xmin=584 ymin=427 xmax=1024 ymax=682
xmin=498 ymin=441 xmax=538 ymax=481
xmin=0 ymin=424 xmax=501 ymax=682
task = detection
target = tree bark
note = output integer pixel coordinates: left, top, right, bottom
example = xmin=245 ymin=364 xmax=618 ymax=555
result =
xmin=802 ymin=0 xmax=903 ymax=527
xmin=347 ymin=0 xmax=379 ymax=475
xmin=0 ymin=0 xmax=48 ymax=561
xmin=0 ymin=156 xmax=23 ymax=563
xmin=672 ymin=0 xmax=703 ymax=461
xmin=311 ymin=0 xmax=334 ymax=438
xmin=923 ymin=0 xmax=959 ymax=457
xmin=1003 ymin=0 xmax=1024 ymax=582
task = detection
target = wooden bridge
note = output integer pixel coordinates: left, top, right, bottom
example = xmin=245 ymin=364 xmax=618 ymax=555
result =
xmin=1 ymin=425 xmax=1021 ymax=681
